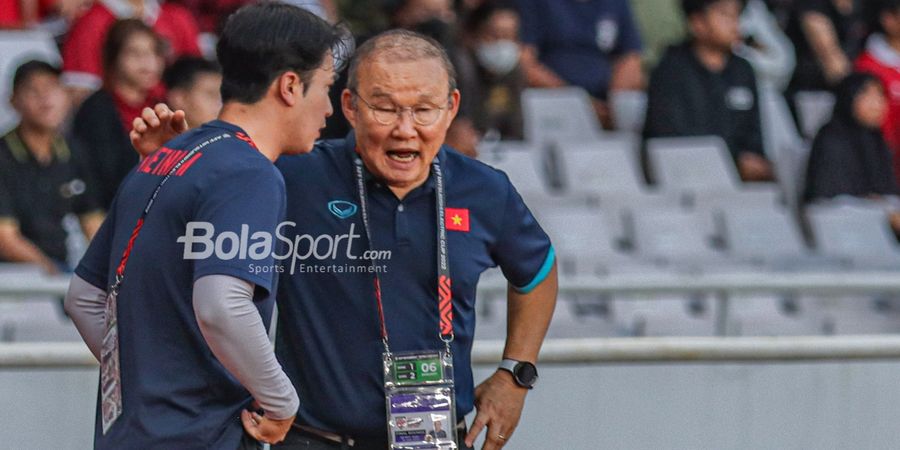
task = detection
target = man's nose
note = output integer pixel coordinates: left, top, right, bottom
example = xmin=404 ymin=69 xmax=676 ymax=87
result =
xmin=392 ymin=110 xmax=417 ymax=139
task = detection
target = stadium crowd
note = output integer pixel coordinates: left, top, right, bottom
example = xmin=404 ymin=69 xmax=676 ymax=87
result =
xmin=1 ymin=0 xmax=899 ymax=274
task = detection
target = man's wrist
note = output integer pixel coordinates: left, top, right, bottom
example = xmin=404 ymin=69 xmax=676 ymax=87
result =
xmin=498 ymin=358 xmax=538 ymax=389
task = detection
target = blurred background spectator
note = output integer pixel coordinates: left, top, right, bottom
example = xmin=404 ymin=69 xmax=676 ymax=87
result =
xmin=162 ymin=56 xmax=221 ymax=128
xmin=804 ymin=72 xmax=898 ymax=207
xmin=70 ymin=18 xmax=165 ymax=209
xmin=855 ymin=0 xmax=900 ymax=185
xmin=785 ymin=0 xmax=867 ymax=104
xmin=515 ymin=0 xmax=644 ymax=129
xmin=0 ymin=60 xmax=101 ymax=274
xmin=461 ymin=1 xmax=524 ymax=140
xmin=644 ymin=0 xmax=773 ymax=182
xmin=61 ymin=0 xmax=199 ymax=106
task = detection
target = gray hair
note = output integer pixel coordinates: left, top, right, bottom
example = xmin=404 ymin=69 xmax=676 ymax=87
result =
xmin=346 ymin=29 xmax=458 ymax=96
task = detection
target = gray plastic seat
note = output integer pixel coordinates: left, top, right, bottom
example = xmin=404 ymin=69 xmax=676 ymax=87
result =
xmin=794 ymin=90 xmax=835 ymax=138
xmin=521 ymin=87 xmax=603 ymax=144
xmin=629 ymin=208 xmax=727 ymax=267
xmin=536 ymin=208 xmax=626 ymax=275
xmin=480 ymin=146 xmax=549 ymax=195
xmin=555 ymin=134 xmax=645 ymax=195
xmin=720 ymin=207 xmax=808 ymax=264
xmin=647 ymin=136 xmax=739 ymax=191
xmin=807 ymin=202 xmax=900 ymax=269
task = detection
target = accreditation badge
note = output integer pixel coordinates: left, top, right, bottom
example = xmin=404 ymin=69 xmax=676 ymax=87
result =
xmin=100 ymin=289 xmax=123 ymax=434
xmin=384 ymin=350 xmax=457 ymax=449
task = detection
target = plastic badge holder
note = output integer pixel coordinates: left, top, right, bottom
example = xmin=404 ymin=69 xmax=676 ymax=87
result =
xmin=384 ymin=350 xmax=458 ymax=450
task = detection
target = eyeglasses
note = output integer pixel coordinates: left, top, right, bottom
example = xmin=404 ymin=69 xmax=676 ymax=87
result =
xmin=352 ymin=89 xmax=450 ymax=126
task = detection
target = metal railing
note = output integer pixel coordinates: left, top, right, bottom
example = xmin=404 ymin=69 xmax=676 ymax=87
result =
xmin=6 ymin=271 xmax=900 ymax=368
xmin=9 ymin=335 xmax=900 ymax=368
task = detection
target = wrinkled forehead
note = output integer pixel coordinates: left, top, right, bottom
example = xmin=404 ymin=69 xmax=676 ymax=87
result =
xmin=358 ymin=55 xmax=450 ymax=102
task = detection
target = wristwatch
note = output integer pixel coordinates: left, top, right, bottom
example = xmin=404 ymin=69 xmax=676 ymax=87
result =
xmin=498 ymin=358 xmax=538 ymax=389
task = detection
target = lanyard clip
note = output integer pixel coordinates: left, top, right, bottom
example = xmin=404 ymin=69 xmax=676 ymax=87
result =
xmin=440 ymin=332 xmax=454 ymax=356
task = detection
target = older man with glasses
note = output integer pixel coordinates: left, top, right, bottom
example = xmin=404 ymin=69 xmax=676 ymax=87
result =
xmin=133 ymin=29 xmax=557 ymax=450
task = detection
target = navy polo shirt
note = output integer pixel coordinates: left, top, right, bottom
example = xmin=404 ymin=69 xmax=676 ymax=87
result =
xmin=515 ymin=0 xmax=643 ymax=99
xmin=76 ymin=120 xmax=286 ymax=449
xmin=274 ymin=134 xmax=554 ymax=438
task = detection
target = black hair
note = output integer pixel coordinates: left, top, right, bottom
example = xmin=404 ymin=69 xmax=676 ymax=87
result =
xmin=163 ymin=57 xmax=221 ymax=91
xmin=464 ymin=1 xmax=517 ymax=34
xmin=832 ymin=72 xmax=882 ymax=124
xmin=102 ymin=19 xmax=165 ymax=86
xmin=865 ymin=0 xmax=900 ymax=34
xmin=681 ymin=0 xmax=744 ymax=18
xmin=216 ymin=2 xmax=349 ymax=104
xmin=11 ymin=59 xmax=60 ymax=92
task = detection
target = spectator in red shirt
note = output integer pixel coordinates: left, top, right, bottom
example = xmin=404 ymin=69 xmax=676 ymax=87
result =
xmin=856 ymin=0 xmax=900 ymax=183
xmin=71 ymin=19 xmax=165 ymax=209
xmin=61 ymin=0 xmax=199 ymax=105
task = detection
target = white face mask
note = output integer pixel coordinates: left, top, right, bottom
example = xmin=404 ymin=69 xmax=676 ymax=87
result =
xmin=475 ymin=40 xmax=520 ymax=76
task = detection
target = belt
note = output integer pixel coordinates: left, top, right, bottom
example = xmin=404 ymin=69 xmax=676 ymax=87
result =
xmin=292 ymin=420 xmax=468 ymax=448
xmin=292 ymin=424 xmax=356 ymax=447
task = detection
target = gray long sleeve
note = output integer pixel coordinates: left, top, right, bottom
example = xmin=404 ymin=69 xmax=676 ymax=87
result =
xmin=64 ymin=274 xmax=107 ymax=361
xmin=193 ymin=274 xmax=299 ymax=420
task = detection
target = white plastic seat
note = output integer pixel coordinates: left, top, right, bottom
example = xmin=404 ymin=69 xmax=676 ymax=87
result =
xmin=480 ymin=146 xmax=549 ymax=195
xmin=647 ymin=136 xmax=739 ymax=191
xmin=555 ymin=134 xmax=645 ymax=195
xmin=628 ymin=208 xmax=726 ymax=266
xmin=794 ymin=90 xmax=835 ymax=138
xmin=807 ymin=201 xmax=900 ymax=269
xmin=521 ymin=87 xmax=603 ymax=144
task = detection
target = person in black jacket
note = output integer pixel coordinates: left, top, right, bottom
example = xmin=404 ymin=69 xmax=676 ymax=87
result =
xmin=644 ymin=0 xmax=774 ymax=182
xmin=804 ymin=72 xmax=899 ymax=202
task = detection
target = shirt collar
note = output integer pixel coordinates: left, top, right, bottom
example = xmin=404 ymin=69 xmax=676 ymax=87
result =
xmin=3 ymin=127 xmax=69 ymax=165
xmin=204 ymin=119 xmax=249 ymax=136
xmin=866 ymin=33 xmax=900 ymax=69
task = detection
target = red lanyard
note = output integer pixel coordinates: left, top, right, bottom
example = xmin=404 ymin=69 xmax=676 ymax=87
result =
xmin=353 ymin=156 xmax=454 ymax=356
xmin=110 ymin=133 xmax=226 ymax=292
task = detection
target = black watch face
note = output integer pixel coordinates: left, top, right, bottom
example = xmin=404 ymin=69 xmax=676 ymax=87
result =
xmin=515 ymin=362 xmax=538 ymax=386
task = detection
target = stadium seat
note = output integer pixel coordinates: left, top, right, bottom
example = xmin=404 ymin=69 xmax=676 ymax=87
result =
xmin=479 ymin=143 xmax=552 ymax=196
xmin=718 ymin=206 xmax=848 ymax=274
xmin=0 ymin=31 xmax=61 ymax=131
xmin=760 ymin=91 xmax=808 ymax=208
xmin=609 ymin=90 xmax=647 ymax=134
xmin=794 ymin=90 xmax=835 ymax=138
xmin=806 ymin=202 xmax=900 ymax=270
xmin=647 ymin=136 xmax=740 ymax=191
xmin=521 ymin=87 xmax=603 ymax=144
xmin=555 ymin=134 xmax=646 ymax=195
xmin=628 ymin=207 xmax=727 ymax=268
xmin=534 ymin=207 xmax=627 ymax=275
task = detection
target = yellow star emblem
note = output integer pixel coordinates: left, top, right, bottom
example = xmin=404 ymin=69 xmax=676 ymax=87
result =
xmin=451 ymin=214 xmax=463 ymax=226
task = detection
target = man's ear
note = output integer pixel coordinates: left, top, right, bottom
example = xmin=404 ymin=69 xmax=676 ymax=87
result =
xmin=447 ymin=89 xmax=461 ymax=122
xmin=277 ymin=71 xmax=303 ymax=106
xmin=341 ymin=88 xmax=357 ymax=127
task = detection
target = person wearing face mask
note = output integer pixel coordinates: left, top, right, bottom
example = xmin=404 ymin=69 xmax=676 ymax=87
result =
xmin=389 ymin=0 xmax=482 ymax=156
xmin=464 ymin=1 xmax=525 ymax=140
xmin=804 ymin=72 xmax=899 ymax=204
